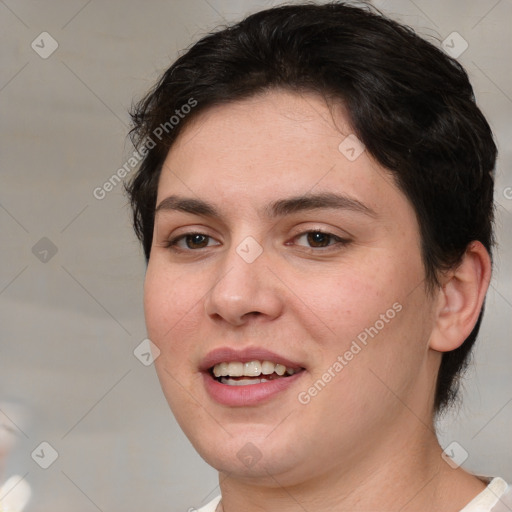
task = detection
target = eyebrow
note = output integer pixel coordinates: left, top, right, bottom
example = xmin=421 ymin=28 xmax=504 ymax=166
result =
xmin=155 ymin=192 xmax=376 ymax=219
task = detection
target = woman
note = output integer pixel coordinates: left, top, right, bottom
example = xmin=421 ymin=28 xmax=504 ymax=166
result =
xmin=126 ymin=2 xmax=511 ymax=510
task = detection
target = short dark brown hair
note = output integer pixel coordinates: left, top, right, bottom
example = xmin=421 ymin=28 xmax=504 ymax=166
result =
xmin=126 ymin=1 xmax=497 ymax=413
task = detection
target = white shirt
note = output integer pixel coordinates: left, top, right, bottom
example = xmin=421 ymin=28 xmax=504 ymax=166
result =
xmin=460 ymin=477 xmax=512 ymax=512
xmin=196 ymin=477 xmax=511 ymax=512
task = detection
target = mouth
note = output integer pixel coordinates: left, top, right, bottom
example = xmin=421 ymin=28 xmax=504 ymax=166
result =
xmin=209 ymin=360 xmax=305 ymax=386
xmin=200 ymin=347 xmax=307 ymax=406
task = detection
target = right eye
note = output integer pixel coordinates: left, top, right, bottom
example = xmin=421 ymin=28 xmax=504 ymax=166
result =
xmin=164 ymin=232 xmax=220 ymax=251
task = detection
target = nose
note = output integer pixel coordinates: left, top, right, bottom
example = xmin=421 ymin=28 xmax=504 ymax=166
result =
xmin=203 ymin=241 xmax=284 ymax=326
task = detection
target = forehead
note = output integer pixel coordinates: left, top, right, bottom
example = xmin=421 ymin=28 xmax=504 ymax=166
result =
xmin=156 ymin=90 xmax=411 ymax=225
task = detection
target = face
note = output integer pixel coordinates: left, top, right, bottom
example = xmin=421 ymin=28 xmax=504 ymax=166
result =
xmin=144 ymin=90 xmax=441 ymax=486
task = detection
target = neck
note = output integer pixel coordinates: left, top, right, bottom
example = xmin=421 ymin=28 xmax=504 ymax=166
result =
xmin=216 ymin=424 xmax=485 ymax=512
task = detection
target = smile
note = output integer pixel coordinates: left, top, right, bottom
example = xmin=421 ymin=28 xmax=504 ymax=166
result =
xmin=201 ymin=347 xmax=306 ymax=406
xmin=211 ymin=360 xmax=302 ymax=386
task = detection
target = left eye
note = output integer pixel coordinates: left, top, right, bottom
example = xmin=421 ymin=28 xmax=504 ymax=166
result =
xmin=294 ymin=231 xmax=344 ymax=248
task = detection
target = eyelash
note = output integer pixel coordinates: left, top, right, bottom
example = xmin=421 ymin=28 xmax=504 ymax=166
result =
xmin=163 ymin=229 xmax=349 ymax=253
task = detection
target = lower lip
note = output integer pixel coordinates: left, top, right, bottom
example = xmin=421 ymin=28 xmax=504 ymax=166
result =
xmin=202 ymin=371 xmax=305 ymax=406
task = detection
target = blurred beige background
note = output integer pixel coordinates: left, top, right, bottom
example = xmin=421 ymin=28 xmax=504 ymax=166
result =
xmin=1 ymin=0 xmax=511 ymax=510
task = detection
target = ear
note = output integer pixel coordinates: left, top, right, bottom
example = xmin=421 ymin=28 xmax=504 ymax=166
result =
xmin=429 ymin=241 xmax=492 ymax=353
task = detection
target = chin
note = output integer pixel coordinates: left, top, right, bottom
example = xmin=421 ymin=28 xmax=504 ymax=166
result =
xmin=188 ymin=426 xmax=308 ymax=482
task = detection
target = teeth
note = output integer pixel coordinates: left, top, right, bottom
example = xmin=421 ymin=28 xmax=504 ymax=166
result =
xmin=274 ymin=364 xmax=286 ymax=376
xmin=220 ymin=377 xmax=270 ymax=386
xmin=244 ymin=361 xmax=262 ymax=376
xmin=220 ymin=362 xmax=230 ymax=377
xmin=212 ymin=360 xmax=299 ymax=378
xmin=261 ymin=361 xmax=275 ymax=375
xmin=213 ymin=362 xmax=229 ymax=377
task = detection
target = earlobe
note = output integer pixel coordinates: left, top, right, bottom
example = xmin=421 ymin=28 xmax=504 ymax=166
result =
xmin=429 ymin=241 xmax=492 ymax=353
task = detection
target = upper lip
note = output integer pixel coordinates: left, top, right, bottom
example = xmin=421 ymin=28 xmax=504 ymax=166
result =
xmin=200 ymin=347 xmax=305 ymax=372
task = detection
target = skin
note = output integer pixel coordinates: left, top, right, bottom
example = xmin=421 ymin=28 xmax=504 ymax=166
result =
xmin=144 ymin=90 xmax=491 ymax=511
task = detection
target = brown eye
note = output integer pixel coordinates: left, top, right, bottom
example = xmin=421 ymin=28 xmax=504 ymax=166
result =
xmin=185 ymin=234 xmax=210 ymax=249
xmin=306 ymin=231 xmax=332 ymax=247
xmin=165 ymin=232 xmax=220 ymax=251
xmin=291 ymin=230 xmax=349 ymax=252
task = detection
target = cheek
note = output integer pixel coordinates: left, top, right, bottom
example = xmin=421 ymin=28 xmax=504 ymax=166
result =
xmin=320 ymin=274 xmax=433 ymax=403
xmin=304 ymin=259 xmax=401 ymax=341
xmin=143 ymin=263 xmax=207 ymax=412
xmin=143 ymin=261 xmax=203 ymax=350
xmin=305 ymin=251 xmax=428 ymax=379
